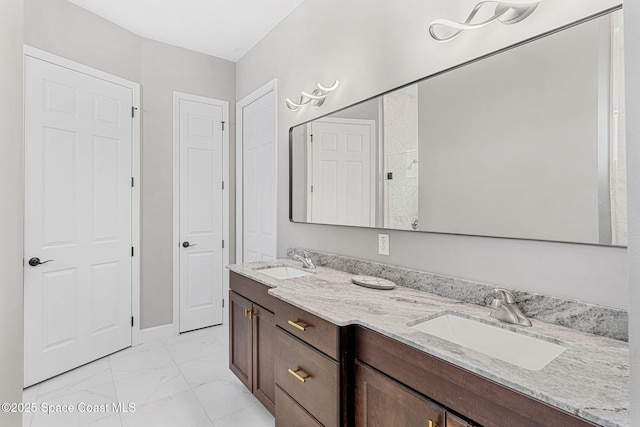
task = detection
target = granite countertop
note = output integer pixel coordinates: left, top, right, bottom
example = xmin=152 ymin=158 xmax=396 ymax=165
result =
xmin=228 ymin=260 xmax=630 ymax=427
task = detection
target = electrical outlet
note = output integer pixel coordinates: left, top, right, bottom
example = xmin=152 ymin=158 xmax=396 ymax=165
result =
xmin=378 ymin=233 xmax=390 ymax=256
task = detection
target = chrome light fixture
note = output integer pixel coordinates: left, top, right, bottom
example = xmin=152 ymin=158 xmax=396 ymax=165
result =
xmin=285 ymin=80 xmax=340 ymax=111
xmin=429 ymin=1 xmax=541 ymax=43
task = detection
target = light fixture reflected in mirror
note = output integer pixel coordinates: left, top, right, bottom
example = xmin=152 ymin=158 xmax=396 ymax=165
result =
xmin=429 ymin=1 xmax=541 ymax=43
xmin=285 ymin=80 xmax=340 ymax=111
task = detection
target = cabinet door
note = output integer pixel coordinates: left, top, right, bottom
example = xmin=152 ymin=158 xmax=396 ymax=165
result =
xmin=355 ymin=361 xmax=445 ymax=427
xmin=253 ymin=304 xmax=276 ymax=415
xmin=229 ymin=291 xmax=253 ymax=389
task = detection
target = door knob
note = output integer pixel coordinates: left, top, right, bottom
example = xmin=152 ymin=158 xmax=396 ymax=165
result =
xmin=28 ymin=257 xmax=54 ymax=267
xmin=182 ymin=241 xmax=197 ymax=248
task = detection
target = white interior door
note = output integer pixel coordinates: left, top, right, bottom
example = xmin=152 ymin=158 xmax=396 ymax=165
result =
xmin=177 ymin=95 xmax=225 ymax=333
xmin=24 ymin=56 xmax=133 ymax=387
xmin=242 ymin=91 xmax=277 ymax=262
xmin=310 ymin=118 xmax=376 ymax=226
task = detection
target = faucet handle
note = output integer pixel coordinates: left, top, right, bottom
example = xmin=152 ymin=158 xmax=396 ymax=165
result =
xmin=494 ymin=288 xmax=516 ymax=304
xmin=490 ymin=298 xmax=502 ymax=309
xmin=302 ymin=250 xmax=310 ymax=258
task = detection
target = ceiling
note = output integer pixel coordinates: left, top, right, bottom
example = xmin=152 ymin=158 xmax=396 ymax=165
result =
xmin=66 ymin=0 xmax=306 ymax=62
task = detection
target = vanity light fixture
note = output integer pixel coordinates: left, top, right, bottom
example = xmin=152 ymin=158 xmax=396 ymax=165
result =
xmin=429 ymin=0 xmax=541 ymax=43
xmin=285 ymin=80 xmax=340 ymax=111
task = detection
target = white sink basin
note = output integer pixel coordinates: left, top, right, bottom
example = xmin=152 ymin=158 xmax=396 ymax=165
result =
xmin=257 ymin=266 xmax=312 ymax=280
xmin=411 ymin=313 xmax=565 ymax=371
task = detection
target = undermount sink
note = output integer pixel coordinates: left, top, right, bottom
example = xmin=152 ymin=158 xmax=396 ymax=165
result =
xmin=256 ymin=266 xmax=312 ymax=280
xmin=411 ymin=313 xmax=566 ymax=371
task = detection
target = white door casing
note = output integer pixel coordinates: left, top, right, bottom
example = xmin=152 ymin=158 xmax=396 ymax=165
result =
xmin=175 ymin=93 xmax=228 ymax=333
xmin=309 ymin=118 xmax=376 ymax=227
xmin=236 ymin=80 xmax=277 ymax=264
xmin=242 ymin=91 xmax=277 ymax=262
xmin=24 ymin=53 xmax=137 ymax=387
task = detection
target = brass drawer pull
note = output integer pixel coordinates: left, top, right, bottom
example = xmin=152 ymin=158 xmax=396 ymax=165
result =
xmin=288 ymin=368 xmax=310 ymax=383
xmin=428 ymin=420 xmax=438 ymax=427
xmin=287 ymin=320 xmax=308 ymax=331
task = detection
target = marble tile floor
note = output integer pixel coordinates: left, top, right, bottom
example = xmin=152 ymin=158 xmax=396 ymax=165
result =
xmin=22 ymin=325 xmax=275 ymax=427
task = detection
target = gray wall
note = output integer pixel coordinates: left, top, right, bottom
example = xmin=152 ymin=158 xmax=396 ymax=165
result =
xmin=624 ymin=0 xmax=640 ymax=423
xmin=418 ymin=18 xmax=600 ymax=243
xmin=236 ymin=0 xmax=627 ymax=314
xmin=24 ymin=0 xmax=236 ymax=329
xmin=330 ymin=97 xmax=379 ymax=121
xmin=24 ymin=0 xmax=141 ymax=82
xmin=0 ymin=1 xmax=24 ymax=425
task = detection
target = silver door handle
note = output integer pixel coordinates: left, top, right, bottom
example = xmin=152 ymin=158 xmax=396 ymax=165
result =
xmin=182 ymin=241 xmax=197 ymax=248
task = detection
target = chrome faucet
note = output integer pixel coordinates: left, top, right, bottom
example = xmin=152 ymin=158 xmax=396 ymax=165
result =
xmin=490 ymin=289 xmax=532 ymax=327
xmin=293 ymin=250 xmax=316 ymax=270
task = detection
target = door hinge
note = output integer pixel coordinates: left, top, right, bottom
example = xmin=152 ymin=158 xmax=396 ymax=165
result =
xmin=131 ymin=106 xmax=138 ymax=118
xmin=221 ymin=121 xmax=225 ymax=131
xmin=131 ymin=177 xmax=135 ymax=187
xmin=222 ymin=240 xmax=225 ymax=249
xmin=310 ymin=134 xmax=314 ymax=143
xmin=131 ymin=247 xmax=134 ymax=257
xmin=222 ymin=181 xmax=225 ymax=190
xmin=311 ymin=185 xmax=314 ymax=193
xmin=131 ymin=316 xmax=134 ymax=327
xmin=222 ymin=299 xmax=225 ymax=308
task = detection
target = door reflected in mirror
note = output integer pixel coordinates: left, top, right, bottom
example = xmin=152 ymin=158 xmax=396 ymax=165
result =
xmin=290 ymin=11 xmax=626 ymax=246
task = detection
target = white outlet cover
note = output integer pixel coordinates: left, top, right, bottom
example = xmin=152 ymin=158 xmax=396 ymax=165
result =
xmin=378 ymin=234 xmax=390 ymax=256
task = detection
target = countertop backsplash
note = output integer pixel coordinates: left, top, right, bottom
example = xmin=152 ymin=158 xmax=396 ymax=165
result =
xmin=286 ymin=247 xmax=628 ymax=341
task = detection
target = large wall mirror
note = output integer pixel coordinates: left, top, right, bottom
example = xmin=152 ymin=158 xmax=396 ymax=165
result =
xmin=290 ymin=10 xmax=626 ymax=246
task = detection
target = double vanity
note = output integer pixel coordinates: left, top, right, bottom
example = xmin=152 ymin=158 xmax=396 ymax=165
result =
xmin=228 ymin=258 xmax=629 ymax=427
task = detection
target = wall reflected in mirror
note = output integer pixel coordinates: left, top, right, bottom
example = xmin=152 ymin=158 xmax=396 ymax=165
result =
xmin=290 ymin=10 xmax=626 ymax=246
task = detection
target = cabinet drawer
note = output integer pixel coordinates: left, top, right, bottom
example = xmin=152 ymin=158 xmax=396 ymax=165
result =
xmin=275 ymin=386 xmax=322 ymax=427
xmin=230 ymin=272 xmax=275 ymax=312
xmin=275 ymin=299 xmax=339 ymax=359
xmin=275 ymin=328 xmax=339 ymax=427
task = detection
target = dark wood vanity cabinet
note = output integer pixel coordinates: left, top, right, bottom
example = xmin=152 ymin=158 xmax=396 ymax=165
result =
xmin=229 ymin=272 xmax=276 ymax=415
xmin=356 ymin=326 xmax=597 ymax=427
xmin=230 ymin=272 xmax=344 ymax=426
xmin=229 ymin=272 xmax=599 ymax=427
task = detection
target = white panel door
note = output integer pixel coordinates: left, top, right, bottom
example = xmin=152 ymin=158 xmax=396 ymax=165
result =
xmin=178 ymin=97 xmax=225 ymax=333
xmin=310 ymin=119 xmax=375 ymax=226
xmin=24 ymin=56 xmax=133 ymax=387
xmin=242 ymin=91 xmax=277 ymax=262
